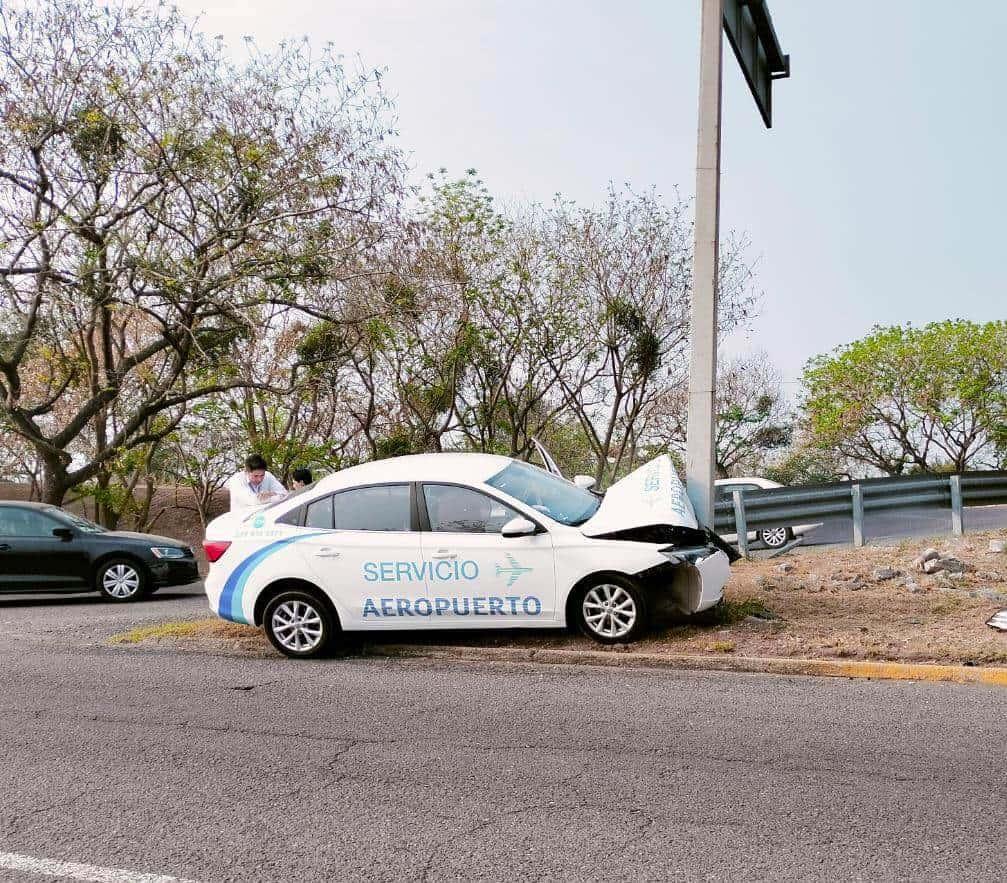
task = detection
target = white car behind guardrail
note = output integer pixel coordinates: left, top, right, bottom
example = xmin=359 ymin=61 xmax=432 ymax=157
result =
xmin=715 ymin=477 xmax=822 ymax=549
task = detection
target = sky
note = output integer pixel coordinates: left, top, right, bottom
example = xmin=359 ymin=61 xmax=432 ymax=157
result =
xmin=176 ymin=0 xmax=1007 ymax=392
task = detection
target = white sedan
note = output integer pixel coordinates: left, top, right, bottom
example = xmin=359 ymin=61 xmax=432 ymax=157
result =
xmin=203 ymin=453 xmax=736 ymax=658
xmin=715 ymin=476 xmax=822 ymax=549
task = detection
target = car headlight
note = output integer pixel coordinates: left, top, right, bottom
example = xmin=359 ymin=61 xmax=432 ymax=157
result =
xmin=150 ymin=546 xmax=187 ymax=559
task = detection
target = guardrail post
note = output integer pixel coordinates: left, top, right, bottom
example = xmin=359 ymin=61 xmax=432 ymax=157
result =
xmin=851 ymin=483 xmax=864 ymax=547
xmin=731 ymin=489 xmax=749 ymax=558
xmin=950 ymin=474 xmax=963 ymax=536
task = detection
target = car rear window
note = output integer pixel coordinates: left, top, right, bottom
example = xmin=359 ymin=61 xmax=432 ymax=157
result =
xmin=304 ymin=496 xmax=334 ymax=529
xmin=333 ymin=485 xmax=411 ymax=532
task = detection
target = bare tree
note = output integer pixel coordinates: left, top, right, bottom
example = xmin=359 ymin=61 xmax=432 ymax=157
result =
xmin=540 ymin=186 xmax=759 ymax=486
xmin=646 ymin=352 xmax=791 ymax=478
xmin=0 ymin=0 xmax=403 ymax=507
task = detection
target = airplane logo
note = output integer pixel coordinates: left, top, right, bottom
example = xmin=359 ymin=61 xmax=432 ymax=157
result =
xmin=495 ymin=553 xmax=533 ymax=588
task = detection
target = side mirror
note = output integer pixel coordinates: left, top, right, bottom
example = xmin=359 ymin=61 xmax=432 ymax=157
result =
xmin=501 ymin=516 xmax=537 ymax=538
xmin=52 ymin=527 xmax=74 ymax=542
xmin=573 ymin=475 xmax=596 ymax=490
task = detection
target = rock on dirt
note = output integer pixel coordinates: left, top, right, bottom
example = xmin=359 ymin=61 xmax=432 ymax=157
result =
xmin=913 ymin=548 xmax=940 ymax=568
xmin=923 ymin=556 xmax=967 ymax=575
xmin=904 ymin=578 xmax=925 ymax=594
xmin=743 ymin=615 xmax=777 ymax=628
xmin=872 ymin=567 xmax=899 ymax=582
xmin=831 ymin=569 xmax=866 ymax=590
xmin=774 ymin=562 xmax=795 ymax=574
xmin=979 ymin=589 xmax=1007 ymax=603
xmin=990 ymin=539 xmax=1007 ymax=554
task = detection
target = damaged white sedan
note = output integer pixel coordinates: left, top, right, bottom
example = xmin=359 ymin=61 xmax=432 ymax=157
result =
xmin=203 ymin=452 xmax=736 ymax=658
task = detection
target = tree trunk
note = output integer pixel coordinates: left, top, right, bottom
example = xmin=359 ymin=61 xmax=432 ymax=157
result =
xmin=40 ymin=455 xmax=70 ymax=507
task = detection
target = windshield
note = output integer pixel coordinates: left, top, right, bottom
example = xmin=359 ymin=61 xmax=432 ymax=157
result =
xmin=486 ymin=461 xmax=600 ymax=526
xmin=49 ymin=508 xmax=106 ymax=533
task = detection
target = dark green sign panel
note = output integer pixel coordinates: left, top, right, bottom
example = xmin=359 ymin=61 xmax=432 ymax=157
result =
xmin=723 ymin=0 xmax=790 ymax=128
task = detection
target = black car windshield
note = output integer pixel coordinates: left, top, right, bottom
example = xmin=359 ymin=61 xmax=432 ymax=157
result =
xmin=49 ymin=508 xmax=106 ymax=533
xmin=485 ymin=461 xmax=601 ymax=526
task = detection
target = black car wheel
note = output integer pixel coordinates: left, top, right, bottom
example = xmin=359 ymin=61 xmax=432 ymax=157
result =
xmin=96 ymin=558 xmax=148 ymax=602
xmin=759 ymin=527 xmax=793 ymax=549
xmin=263 ymin=590 xmax=337 ymax=659
xmin=574 ymin=575 xmax=648 ymax=644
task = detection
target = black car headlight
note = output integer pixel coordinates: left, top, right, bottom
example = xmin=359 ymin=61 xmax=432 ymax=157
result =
xmin=150 ymin=546 xmax=187 ymax=560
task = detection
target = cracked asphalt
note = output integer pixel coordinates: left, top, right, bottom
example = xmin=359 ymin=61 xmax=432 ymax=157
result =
xmin=1 ymin=586 xmax=1005 ymax=882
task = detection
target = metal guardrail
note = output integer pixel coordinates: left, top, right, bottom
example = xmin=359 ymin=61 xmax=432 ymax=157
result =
xmin=711 ymin=471 xmax=1007 ymax=555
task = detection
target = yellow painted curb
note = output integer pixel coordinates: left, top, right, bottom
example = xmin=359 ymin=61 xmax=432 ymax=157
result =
xmin=367 ymin=643 xmax=1007 ymax=686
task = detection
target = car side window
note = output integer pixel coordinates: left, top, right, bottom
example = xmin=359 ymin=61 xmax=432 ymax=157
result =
xmin=304 ymin=496 xmax=334 ymax=530
xmin=0 ymin=507 xmax=59 ymax=537
xmin=332 ymin=485 xmax=411 ymax=532
xmin=423 ymin=484 xmax=520 ymax=534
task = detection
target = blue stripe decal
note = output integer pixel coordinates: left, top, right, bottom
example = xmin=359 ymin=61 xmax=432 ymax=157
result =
xmin=218 ymin=533 xmax=328 ymax=624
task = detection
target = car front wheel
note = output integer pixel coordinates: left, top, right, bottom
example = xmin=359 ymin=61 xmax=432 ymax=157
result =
xmin=263 ymin=590 xmax=336 ymax=659
xmin=575 ymin=576 xmax=647 ymax=644
xmin=96 ymin=558 xmax=148 ymax=602
xmin=759 ymin=527 xmax=793 ymax=549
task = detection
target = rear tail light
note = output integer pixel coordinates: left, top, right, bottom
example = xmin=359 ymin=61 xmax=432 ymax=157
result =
xmin=203 ymin=540 xmax=232 ymax=563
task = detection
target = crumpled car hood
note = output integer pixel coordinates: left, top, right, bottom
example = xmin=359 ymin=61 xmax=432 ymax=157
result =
xmin=580 ymin=455 xmax=699 ymax=537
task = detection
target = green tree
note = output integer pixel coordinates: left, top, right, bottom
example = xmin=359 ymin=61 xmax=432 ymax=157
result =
xmin=800 ymin=321 xmax=1007 ymax=475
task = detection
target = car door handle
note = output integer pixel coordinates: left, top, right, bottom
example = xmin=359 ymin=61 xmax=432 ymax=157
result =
xmin=0 ymin=543 xmax=9 ymax=552
xmin=431 ymin=550 xmax=457 ymax=560
xmin=314 ymin=548 xmax=341 ymax=559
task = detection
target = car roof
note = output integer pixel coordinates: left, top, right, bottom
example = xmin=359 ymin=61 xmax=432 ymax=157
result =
xmin=314 ymin=452 xmax=519 ymax=493
xmin=0 ymin=500 xmax=60 ymax=510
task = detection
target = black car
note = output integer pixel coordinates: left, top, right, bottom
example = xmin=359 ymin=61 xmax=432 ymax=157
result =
xmin=0 ymin=501 xmax=199 ymax=601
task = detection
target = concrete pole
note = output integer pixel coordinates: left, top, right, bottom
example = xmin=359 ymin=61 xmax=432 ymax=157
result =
xmin=686 ymin=0 xmax=724 ymax=527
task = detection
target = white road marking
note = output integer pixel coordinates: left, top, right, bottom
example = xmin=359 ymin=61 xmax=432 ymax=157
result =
xmin=0 ymin=851 xmax=198 ymax=883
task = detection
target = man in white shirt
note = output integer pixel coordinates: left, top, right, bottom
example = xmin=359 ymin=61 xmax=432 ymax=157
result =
xmin=227 ymin=454 xmax=288 ymax=512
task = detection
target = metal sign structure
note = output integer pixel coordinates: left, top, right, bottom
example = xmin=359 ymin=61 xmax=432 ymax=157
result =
xmin=685 ymin=0 xmax=789 ymax=527
xmin=722 ymin=0 xmax=791 ymax=128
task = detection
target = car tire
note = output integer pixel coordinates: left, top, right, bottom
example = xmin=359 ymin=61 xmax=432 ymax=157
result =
xmin=574 ymin=575 xmax=648 ymax=645
xmin=263 ymin=590 xmax=337 ymax=659
xmin=759 ymin=527 xmax=793 ymax=549
xmin=96 ymin=558 xmax=149 ymax=602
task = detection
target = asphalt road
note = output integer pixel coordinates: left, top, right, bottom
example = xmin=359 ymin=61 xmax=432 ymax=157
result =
xmin=797 ymin=503 xmax=1007 ymax=547
xmin=1 ymin=586 xmax=1005 ymax=882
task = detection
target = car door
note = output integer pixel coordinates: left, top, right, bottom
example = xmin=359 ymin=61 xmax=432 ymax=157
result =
xmin=298 ymin=484 xmax=426 ymax=629
xmin=418 ymin=483 xmax=556 ymax=625
xmin=0 ymin=506 xmax=90 ymax=592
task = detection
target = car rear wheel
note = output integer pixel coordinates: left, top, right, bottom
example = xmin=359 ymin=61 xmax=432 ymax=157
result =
xmin=96 ymin=558 xmax=148 ymax=602
xmin=759 ymin=527 xmax=793 ymax=549
xmin=575 ymin=576 xmax=647 ymax=644
xmin=263 ymin=590 xmax=336 ymax=659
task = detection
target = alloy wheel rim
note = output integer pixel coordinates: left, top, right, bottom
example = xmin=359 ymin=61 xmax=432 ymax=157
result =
xmin=583 ymin=584 xmax=636 ymax=639
xmin=272 ymin=600 xmax=324 ymax=653
xmin=103 ymin=564 xmax=140 ymax=598
xmin=762 ymin=527 xmax=789 ymax=547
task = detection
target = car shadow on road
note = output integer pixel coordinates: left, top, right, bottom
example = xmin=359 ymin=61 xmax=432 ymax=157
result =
xmin=0 ymin=583 xmax=205 ymax=609
xmin=336 ymin=604 xmax=704 ymax=655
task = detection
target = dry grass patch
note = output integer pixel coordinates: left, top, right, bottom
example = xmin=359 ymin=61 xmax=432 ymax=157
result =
xmin=111 ymin=618 xmax=270 ymax=655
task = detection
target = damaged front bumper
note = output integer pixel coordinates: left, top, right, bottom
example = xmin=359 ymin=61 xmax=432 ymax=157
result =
xmin=636 ymin=544 xmax=732 ymax=615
